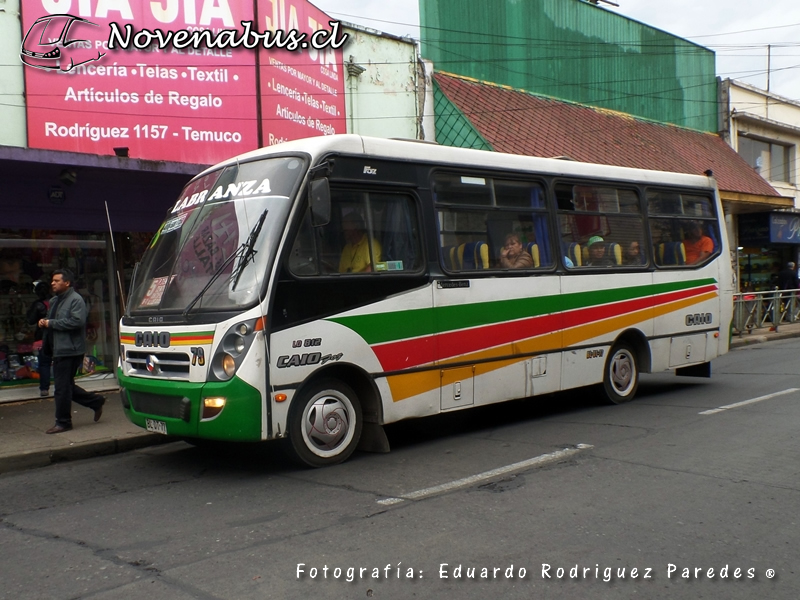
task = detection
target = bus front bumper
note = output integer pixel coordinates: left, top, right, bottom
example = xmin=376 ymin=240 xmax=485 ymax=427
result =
xmin=118 ymin=371 xmax=263 ymax=441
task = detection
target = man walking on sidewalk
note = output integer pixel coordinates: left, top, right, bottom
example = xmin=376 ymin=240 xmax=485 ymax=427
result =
xmin=38 ymin=269 xmax=105 ymax=434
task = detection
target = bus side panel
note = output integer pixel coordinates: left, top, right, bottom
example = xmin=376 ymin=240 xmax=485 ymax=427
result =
xmin=651 ymin=263 xmax=723 ymax=371
xmin=432 ymin=276 xmax=564 ymax=409
xmin=269 ymin=320 xmax=382 ymax=431
xmin=270 ymin=284 xmax=439 ymax=429
xmin=559 ymin=272 xmax=654 ymax=391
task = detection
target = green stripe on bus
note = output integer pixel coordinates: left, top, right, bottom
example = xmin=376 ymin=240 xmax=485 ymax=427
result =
xmin=328 ymin=278 xmax=717 ymax=345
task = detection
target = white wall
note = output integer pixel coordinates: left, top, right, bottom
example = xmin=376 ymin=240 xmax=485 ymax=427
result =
xmin=341 ymin=23 xmax=434 ymax=141
xmin=0 ymin=0 xmax=26 ymax=147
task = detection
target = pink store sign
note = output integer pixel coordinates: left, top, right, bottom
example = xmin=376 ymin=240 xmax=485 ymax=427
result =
xmin=256 ymin=0 xmax=346 ymax=147
xmin=20 ymin=0 xmax=346 ymax=165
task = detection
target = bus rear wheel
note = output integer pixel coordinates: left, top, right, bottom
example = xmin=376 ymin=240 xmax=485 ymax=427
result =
xmin=288 ymin=378 xmax=362 ymax=467
xmin=602 ymin=342 xmax=639 ymax=404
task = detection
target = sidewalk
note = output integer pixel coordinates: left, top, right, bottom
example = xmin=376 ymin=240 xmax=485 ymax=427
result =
xmin=0 ymin=374 xmax=172 ymax=475
xmin=729 ymin=320 xmax=800 ymax=348
xmin=1 ymin=323 xmax=798 ymax=475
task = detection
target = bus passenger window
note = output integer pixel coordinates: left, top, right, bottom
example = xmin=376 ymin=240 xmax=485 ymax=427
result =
xmin=288 ymin=189 xmax=423 ymax=277
xmin=434 ymin=175 xmax=552 ymax=272
xmin=557 ymin=184 xmax=645 ymax=269
xmin=647 ymin=190 xmax=718 ymax=268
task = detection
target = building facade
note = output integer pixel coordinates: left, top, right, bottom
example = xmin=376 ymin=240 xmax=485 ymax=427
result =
xmin=0 ymin=3 xmax=430 ymax=390
xmin=720 ymin=79 xmax=800 ymax=290
xmin=341 ymin=23 xmax=434 ymax=141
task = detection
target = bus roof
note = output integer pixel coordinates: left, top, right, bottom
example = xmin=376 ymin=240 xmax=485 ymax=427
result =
xmin=198 ymin=134 xmax=718 ymax=190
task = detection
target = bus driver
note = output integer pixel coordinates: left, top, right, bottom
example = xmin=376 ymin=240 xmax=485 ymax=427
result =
xmin=338 ymin=212 xmax=382 ymax=273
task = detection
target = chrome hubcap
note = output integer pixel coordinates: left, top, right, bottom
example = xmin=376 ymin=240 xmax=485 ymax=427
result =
xmin=610 ymin=350 xmax=635 ymax=395
xmin=302 ymin=393 xmax=353 ymax=456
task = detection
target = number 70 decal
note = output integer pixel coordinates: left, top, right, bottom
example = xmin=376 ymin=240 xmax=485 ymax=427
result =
xmin=190 ymin=347 xmax=206 ymax=366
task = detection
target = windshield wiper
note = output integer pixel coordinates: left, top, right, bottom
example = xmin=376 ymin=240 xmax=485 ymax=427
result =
xmin=231 ymin=209 xmax=268 ymax=291
xmin=182 ymin=209 xmax=268 ymax=317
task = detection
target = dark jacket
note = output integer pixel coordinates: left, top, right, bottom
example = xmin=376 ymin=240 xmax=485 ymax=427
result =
xmin=47 ymin=287 xmax=87 ymax=357
xmin=26 ymin=299 xmax=49 ymax=342
xmin=777 ymin=267 xmax=799 ymax=291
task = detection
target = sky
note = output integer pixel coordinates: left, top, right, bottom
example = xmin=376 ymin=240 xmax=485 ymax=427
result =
xmin=310 ymin=0 xmax=800 ymax=103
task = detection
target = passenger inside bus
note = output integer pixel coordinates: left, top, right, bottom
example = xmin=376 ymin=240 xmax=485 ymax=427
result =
xmin=585 ymin=236 xmax=614 ymax=267
xmin=623 ymin=241 xmax=644 ymax=265
xmin=338 ymin=212 xmax=382 ymax=273
xmin=682 ymin=221 xmax=713 ymax=264
xmin=499 ymin=233 xmax=534 ymax=269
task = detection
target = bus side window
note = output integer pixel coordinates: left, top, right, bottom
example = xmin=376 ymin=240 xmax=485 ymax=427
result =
xmin=437 ymin=208 xmax=490 ymax=271
xmin=647 ymin=190 xmax=718 ymax=268
xmin=557 ymin=184 xmax=645 ymax=269
xmin=309 ymin=190 xmax=423 ymax=275
xmin=372 ymin=193 xmax=423 ymax=273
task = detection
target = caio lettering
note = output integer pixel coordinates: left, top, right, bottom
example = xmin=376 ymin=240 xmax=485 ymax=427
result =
xmin=685 ymin=313 xmax=713 ymax=326
xmin=134 ymin=331 xmax=171 ymax=348
xmin=277 ymin=352 xmax=322 ymax=368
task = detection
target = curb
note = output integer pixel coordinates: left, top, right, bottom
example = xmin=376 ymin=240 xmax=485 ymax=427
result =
xmin=730 ymin=335 xmax=769 ymax=348
xmin=0 ymin=434 xmax=176 ymax=476
xmin=730 ymin=330 xmax=800 ymax=348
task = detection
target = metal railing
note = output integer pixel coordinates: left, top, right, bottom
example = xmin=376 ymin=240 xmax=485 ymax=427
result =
xmin=733 ymin=289 xmax=800 ymax=335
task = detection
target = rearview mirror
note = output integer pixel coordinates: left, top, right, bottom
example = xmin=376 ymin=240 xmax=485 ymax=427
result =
xmin=309 ymin=178 xmax=331 ymax=227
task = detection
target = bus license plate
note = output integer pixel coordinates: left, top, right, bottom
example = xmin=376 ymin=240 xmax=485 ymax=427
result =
xmin=145 ymin=418 xmax=168 ymax=435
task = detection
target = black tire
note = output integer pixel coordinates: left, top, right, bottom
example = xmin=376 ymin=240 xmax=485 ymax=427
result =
xmin=601 ymin=342 xmax=639 ymax=404
xmin=287 ymin=378 xmax=362 ymax=467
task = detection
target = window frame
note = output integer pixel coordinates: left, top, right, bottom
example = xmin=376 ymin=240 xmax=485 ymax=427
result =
xmin=431 ymin=171 xmax=556 ymax=275
xmin=554 ymin=179 xmax=648 ymax=271
xmin=285 ymin=184 xmax=427 ymax=279
xmin=645 ymin=187 xmax=721 ymax=269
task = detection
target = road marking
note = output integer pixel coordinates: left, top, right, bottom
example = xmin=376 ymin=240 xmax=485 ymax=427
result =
xmin=376 ymin=444 xmax=593 ymax=506
xmin=699 ymin=388 xmax=800 ymax=415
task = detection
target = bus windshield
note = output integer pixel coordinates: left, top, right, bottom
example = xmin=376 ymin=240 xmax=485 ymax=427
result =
xmin=128 ymin=156 xmax=305 ymax=315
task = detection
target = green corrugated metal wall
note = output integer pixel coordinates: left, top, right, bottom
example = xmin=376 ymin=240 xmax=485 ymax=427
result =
xmin=421 ymin=0 xmax=717 ymax=132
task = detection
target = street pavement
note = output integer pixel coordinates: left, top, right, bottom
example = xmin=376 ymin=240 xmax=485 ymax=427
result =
xmin=1 ymin=322 xmax=799 ymax=475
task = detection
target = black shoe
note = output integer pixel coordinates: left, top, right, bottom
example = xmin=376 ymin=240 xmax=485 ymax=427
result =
xmin=94 ymin=400 xmax=105 ymax=423
xmin=46 ymin=424 xmax=73 ymax=434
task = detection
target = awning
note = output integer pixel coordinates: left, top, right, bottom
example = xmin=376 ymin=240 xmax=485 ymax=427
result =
xmin=0 ymin=146 xmax=209 ymax=232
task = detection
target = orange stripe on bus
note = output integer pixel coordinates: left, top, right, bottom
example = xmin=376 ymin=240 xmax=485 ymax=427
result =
xmin=384 ymin=292 xmax=717 ymax=403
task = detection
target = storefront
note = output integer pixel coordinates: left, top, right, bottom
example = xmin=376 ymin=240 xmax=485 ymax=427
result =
xmin=0 ymin=147 xmax=203 ymax=389
xmin=737 ymin=212 xmax=800 ymax=291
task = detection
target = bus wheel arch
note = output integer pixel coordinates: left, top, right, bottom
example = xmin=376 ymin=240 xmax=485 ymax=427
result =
xmin=601 ymin=330 xmax=649 ymax=405
xmin=287 ymin=364 xmax=380 ymax=467
xmin=616 ymin=329 xmax=651 ymax=373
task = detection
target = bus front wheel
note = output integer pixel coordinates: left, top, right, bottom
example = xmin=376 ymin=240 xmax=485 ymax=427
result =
xmin=602 ymin=342 xmax=639 ymax=404
xmin=288 ymin=378 xmax=363 ymax=467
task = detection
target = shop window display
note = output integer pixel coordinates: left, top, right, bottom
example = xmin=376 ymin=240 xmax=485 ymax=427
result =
xmin=739 ymin=248 xmax=783 ymax=292
xmin=0 ymin=231 xmax=114 ymax=388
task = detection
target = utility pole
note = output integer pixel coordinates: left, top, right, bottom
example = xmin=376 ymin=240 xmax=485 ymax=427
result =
xmin=766 ymin=44 xmax=771 ymax=93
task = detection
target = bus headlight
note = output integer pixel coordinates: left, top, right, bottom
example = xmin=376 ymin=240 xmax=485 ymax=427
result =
xmin=222 ymin=354 xmax=236 ymax=377
xmin=224 ymin=333 xmax=246 ymax=355
xmin=208 ymin=317 xmax=263 ymax=382
xmin=212 ymin=352 xmax=237 ymax=380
